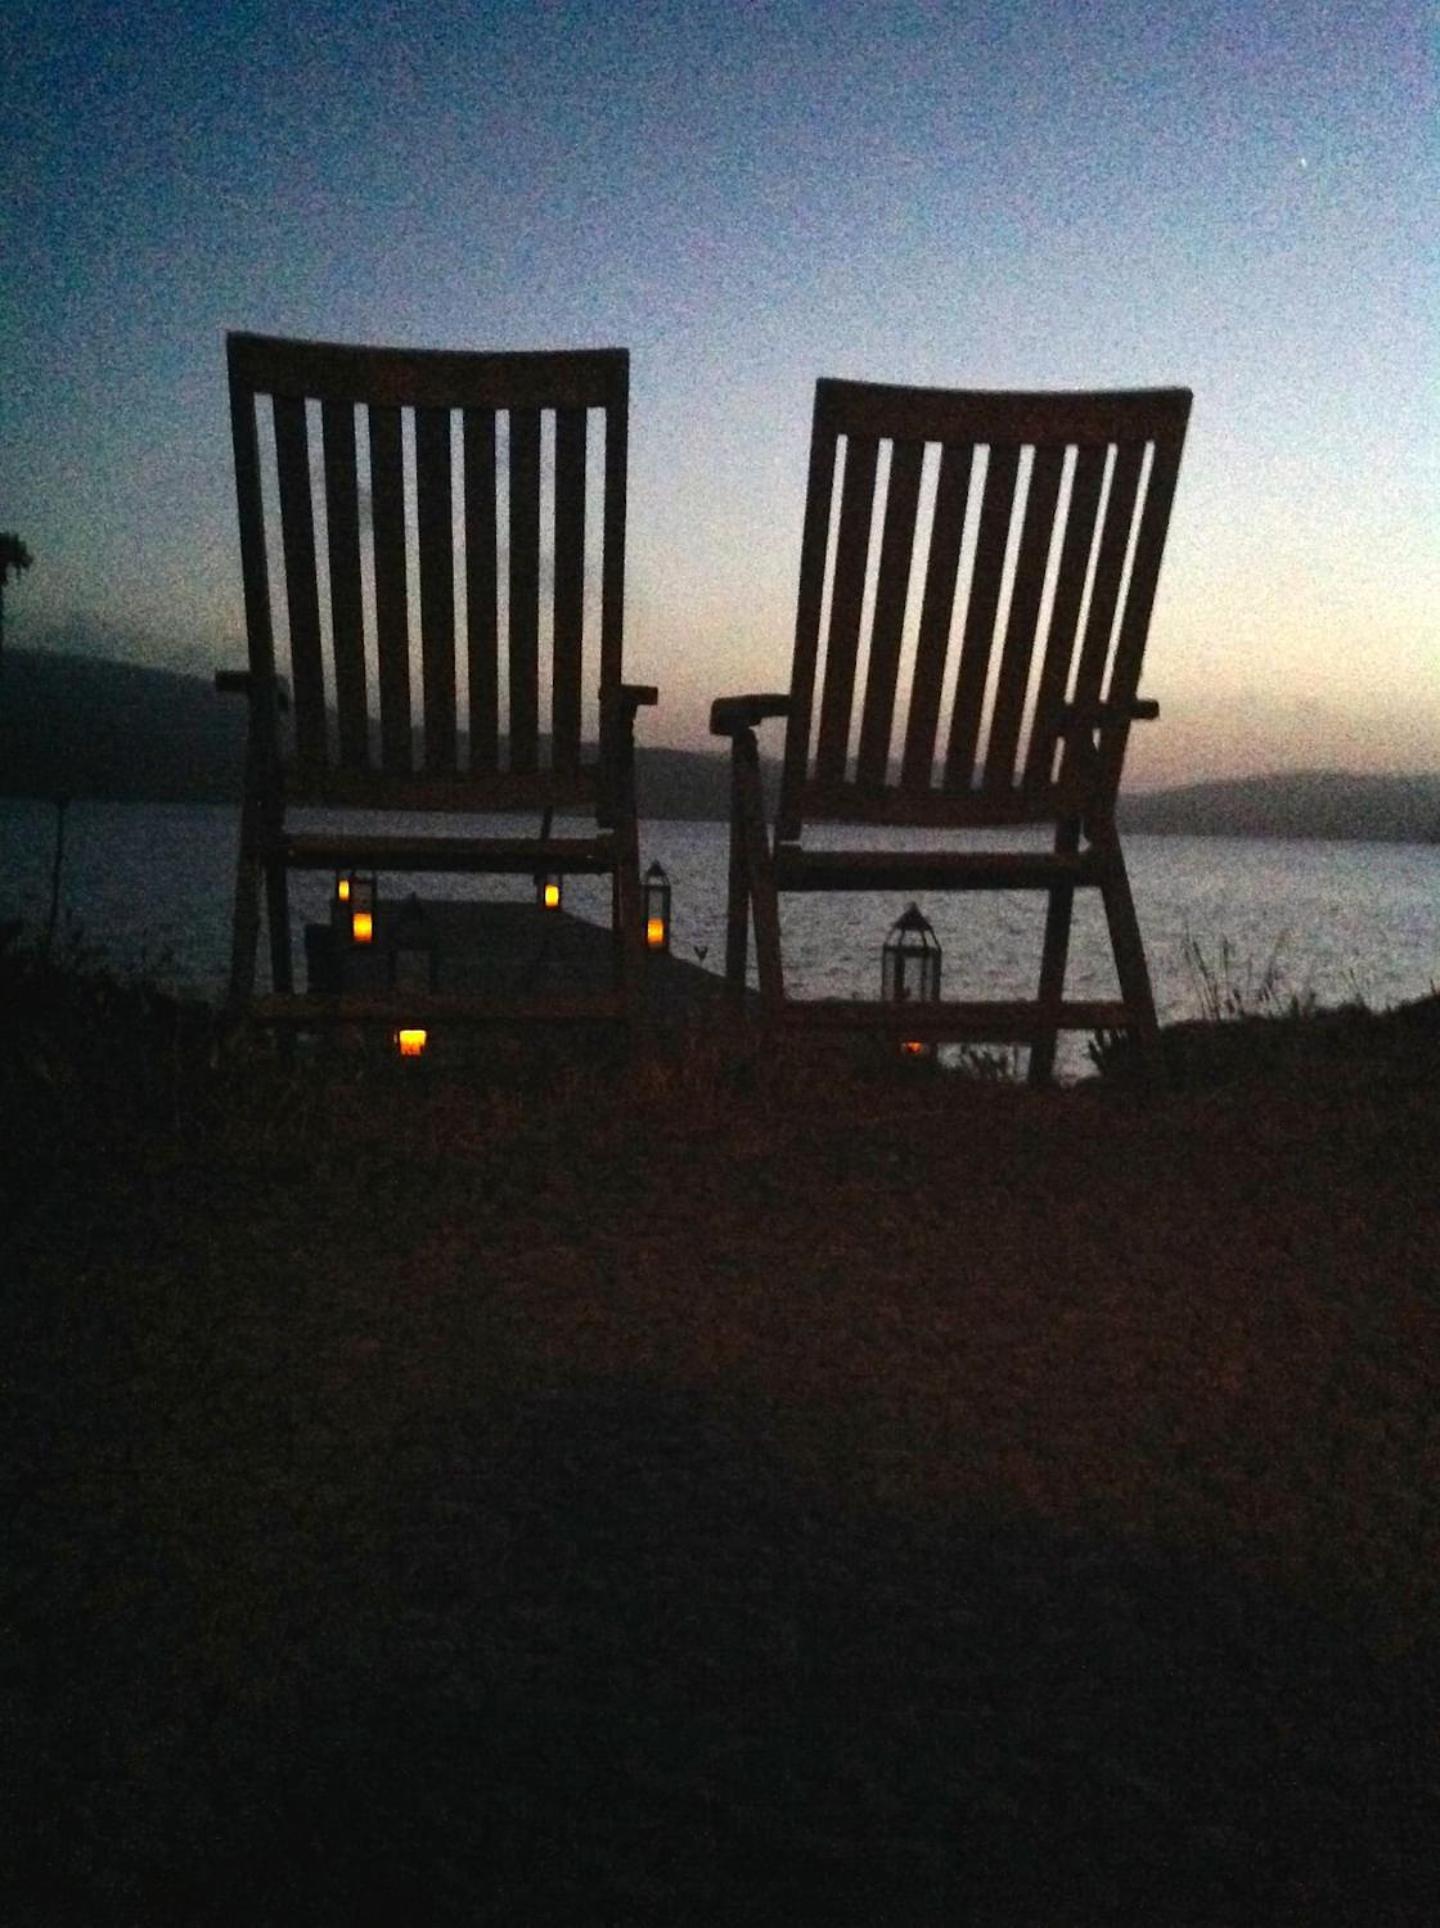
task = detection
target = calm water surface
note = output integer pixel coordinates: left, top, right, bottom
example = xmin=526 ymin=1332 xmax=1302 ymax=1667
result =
xmin=3 ymin=800 xmax=1437 ymax=1062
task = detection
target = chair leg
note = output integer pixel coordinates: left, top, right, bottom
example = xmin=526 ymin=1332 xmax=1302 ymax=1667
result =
xmin=228 ymin=848 xmax=263 ymax=1012
xmin=1028 ymin=820 xmax=1079 ymax=1086
xmin=265 ymin=858 xmax=293 ymax=995
xmin=614 ymin=830 xmax=644 ymax=1015
xmin=733 ymin=730 xmax=783 ymax=1014
xmin=1030 ymin=883 xmax=1075 ymax=1087
xmin=1097 ymin=833 xmax=1162 ymax=1083
xmin=724 ymin=744 xmax=750 ymax=1008
xmin=226 ymin=758 xmax=266 ymax=1014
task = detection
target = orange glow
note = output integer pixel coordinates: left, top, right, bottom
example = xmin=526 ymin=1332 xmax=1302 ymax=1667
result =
xmin=542 ymin=881 xmax=561 ymax=910
xmin=900 ymin=1039 xmax=926 ymax=1056
xmin=336 ymin=876 xmax=351 ymax=903
xmin=396 ymin=1028 xmax=428 ymax=1057
xmin=646 ymin=915 xmax=666 ymax=949
xmin=351 ymin=910 xmax=374 ymax=944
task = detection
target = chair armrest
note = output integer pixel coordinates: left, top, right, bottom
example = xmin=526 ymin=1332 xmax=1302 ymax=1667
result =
xmin=710 ymin=694 xmax=792 ymax=737
xmin=595 ymin=683 xmax=657 ymax=828
xmin=1059 ymin=696 xmax=1158 ymax=733
xmin=216 ymin=669 xmax=291 ymax=713
xmin=600 ymin=683 xmax=658 ymax=736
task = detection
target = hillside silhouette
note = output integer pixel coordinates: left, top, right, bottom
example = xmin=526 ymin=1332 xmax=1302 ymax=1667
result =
xmin=3 ymin=649 xmax=1438 ymax=839
xmin=0 ymin=650 xmax=744 ymax=818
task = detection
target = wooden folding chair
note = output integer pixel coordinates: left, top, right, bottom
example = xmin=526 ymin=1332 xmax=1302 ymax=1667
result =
xmin=218 ymin=334 xmax=655 ymax=1032
xmin=710 ymin=380 xmax=1191 ymax=1082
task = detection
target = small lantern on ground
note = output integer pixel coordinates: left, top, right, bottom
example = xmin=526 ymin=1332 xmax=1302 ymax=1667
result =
xmin=536 ymin=870 xmax=563 ymax=912
xmin=643 ymin=861 xmax=672 ymax=952
xmin=337 ymin=872 xmax=377 ymax=946
xmin=395 ymin=1027 xmax=428 ymax=1059
xmin=882 ymin=903 xmax=942 ymax=1055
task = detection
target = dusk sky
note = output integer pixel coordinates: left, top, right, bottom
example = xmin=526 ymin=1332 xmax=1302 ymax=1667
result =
xmin=6 ymin=0 xmax=1435 ymax=785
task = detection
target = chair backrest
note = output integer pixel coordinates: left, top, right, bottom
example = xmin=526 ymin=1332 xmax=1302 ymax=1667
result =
xmin=227 ymin=333 xmax=629 ymax=811
xmin=776 ymin=380 xmax=1191 ymax=841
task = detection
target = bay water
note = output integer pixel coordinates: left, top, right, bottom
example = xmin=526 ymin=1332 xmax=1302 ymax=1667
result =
xmin=3 ymin=798 xmax=1437 ymax=1075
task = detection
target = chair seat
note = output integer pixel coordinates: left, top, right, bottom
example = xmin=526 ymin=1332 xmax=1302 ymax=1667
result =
xmin=281 ymin=831 xmax=619 ymax=876
xmin=772 ymin=845 xmax=1102 ymax=892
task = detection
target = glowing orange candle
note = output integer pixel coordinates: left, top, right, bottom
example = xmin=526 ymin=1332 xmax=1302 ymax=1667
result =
xmin=642 ymin=862 xmax=672 ymax=953
xmin=396 ymin=1027 xmax=427 ymax=1058
xmin=352 ymin=910 xmax=374 ymax=945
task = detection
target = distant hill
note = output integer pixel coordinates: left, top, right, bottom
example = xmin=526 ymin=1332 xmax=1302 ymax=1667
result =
xmin=0 ymin=651 xmax=247 ymax=803
xmin=0 ymin=650 xmax=743 ymax=817
xmin=1119 ymin=772 xmax=1440 ymax=844
xmin=3 ymin=652 xmax=1437 ymax=840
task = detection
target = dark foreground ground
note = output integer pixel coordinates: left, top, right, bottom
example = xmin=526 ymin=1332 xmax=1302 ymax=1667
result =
xmin=4 ymin=949 xmax=1438 ymax=1924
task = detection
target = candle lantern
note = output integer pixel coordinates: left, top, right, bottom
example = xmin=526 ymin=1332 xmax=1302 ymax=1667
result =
xmin=882 ymin=903 xmax=942 ymax=1054
xmin=536 ymin=870 xmax=563 ymax=912
xmin=643 ymin=862 xmax=672 ymax=953
xmin=395 ymin=1027 xmax=429 ymax=1059
xmin=391 ymin=894 xmax=437 ymax=993
xmin=337 ymin=872 xmax=377 ymax=946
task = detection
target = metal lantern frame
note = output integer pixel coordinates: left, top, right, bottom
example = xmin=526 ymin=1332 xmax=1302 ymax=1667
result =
xmin=337 ymin=871 xmax=378 ymax=946
xmin=643 ymin=861 xmax=672 ymax=952
xmin=881 ymin=903 xmax=942 ymax=1006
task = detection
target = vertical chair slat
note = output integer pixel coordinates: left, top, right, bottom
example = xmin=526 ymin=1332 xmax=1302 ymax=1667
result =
xmin=777 ymin=419 xmax=838 ymax=841
xmin=855 ymin=437 xmax=924 ymax=793
xmin=600 ymin=392 xmax=627 ymax=702
xmin=945 ymin=441 xmax=1019 ymax=792
xmin=1098 ymin=434 xmax=1184 ymax=797
xmin=368 ymin=404 xmax=412 ymax=774
xmin=508 ymin=407 xmax=541 ymax=774
xmin=1070 ymin=440 xmax=1143 ymax=716
xmin=900 ymin=440 xmax=972 ymax=793
xmin=463 ymin=408 xmax=498 ymax=774
xmin=272 ymin=396 xmax=327 ymax=769
xmin=984 ymin=441 xmax=1064 ymax=792
xmin=321 ymin=401 xmax=369 ymax=768
xmin=416 ymin=406 xmax=456 ymax=773
xmin=228 ymin=382 xmax=276 ymax=685
xmin=814 ymin=434 xmax=879 ymax=787
xmin=1023 ymin=444 xmax=1106 ymax=792
xmin=552 ymin=406 xmax=586 ymax=779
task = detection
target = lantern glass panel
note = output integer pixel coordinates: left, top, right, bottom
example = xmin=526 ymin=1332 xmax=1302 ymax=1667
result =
xmin=881 ymin=905 xmax=942 ymax=1003
xmin=643 ymin=863 xmax=671 ymax=952
xmin=339 ymin=873 xmax=378 ymax=943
